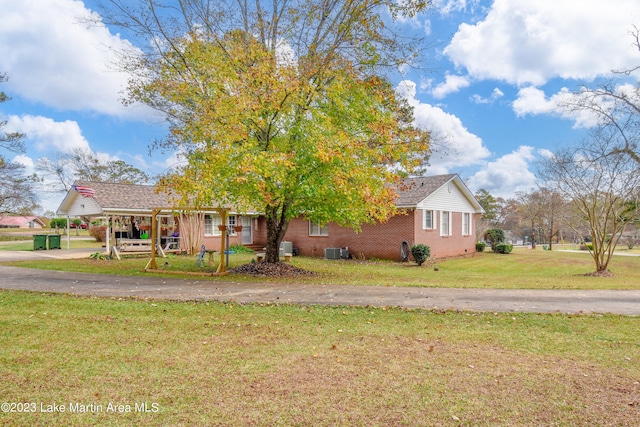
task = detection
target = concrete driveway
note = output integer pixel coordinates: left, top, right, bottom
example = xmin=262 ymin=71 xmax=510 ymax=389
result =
xmin=0 ymin=248 xmax=639 ymax=315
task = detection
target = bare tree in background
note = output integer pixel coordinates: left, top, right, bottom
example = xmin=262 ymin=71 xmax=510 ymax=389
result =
xmin=36 ymin=148 xmax=150 ymax=192
xmin=538 ymin=128 xmax=640 ymax=274
xmin=0 ymin=73 xmax=38 ymax=214
xmin=561 ymin=25 xmax=640 ymax=165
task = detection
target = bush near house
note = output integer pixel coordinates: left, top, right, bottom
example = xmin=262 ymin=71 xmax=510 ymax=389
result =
xmin=411 ymin=243 xmax=430 ymax=266
xmin=495 ymin=243 xmax=513 ymax=254
xmin=89 ymin=225 xmax=107 ymax=242
xmin=484 ymin=228 xmax=506 ymax=252
xmin=476 ymin=242 xmax=486 ymax=252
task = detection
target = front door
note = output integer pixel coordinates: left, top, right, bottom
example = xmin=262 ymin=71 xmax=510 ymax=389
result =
xmin=241 ymin=216 xmax=252 ymax=244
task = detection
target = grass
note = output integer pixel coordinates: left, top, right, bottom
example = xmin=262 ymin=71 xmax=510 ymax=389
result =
xmin=0 ymin=239 xmax=103 ymax=251
xmin=0 ymin=290 xmax=638 ymax=426
xmin=1 ymin=237 xmax=639 ymax=424
xmin=4 ymin=246 xmax=640 ymax=290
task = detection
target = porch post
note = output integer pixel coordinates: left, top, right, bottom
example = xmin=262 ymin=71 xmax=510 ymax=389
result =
xmin=105 ymin=215 xmax=111 ymax=255
xmin=217 ymin=209 xmax=228 ymax=274
xmin=147 ymin=209 xmax=160 ymax=270
xmin=66 ymin=215 xmax=70 ymax=249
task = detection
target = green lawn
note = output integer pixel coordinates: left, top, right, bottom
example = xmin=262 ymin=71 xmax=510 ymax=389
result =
xmin=2 ymin=241 xmax=639 ymax=424
xmin=4 ymin=246 xmax=640 ymax=290
xmin=0 ymin=239 xmax=103 ymax=251
xmin=0 ymin=291 xmax=638 ymax=426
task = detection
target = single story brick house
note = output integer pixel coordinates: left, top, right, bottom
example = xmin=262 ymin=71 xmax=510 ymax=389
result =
xmin=56 ymin=174 xmax=482 ymax=261
xmin=280 ymin=174 xmax=484 ymax=261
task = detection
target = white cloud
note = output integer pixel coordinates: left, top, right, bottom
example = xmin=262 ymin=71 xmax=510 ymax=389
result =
xmin=431 ymin=74 xmax=471 ymax=98
xmin=444 ymin=0 xmax=640 ymax=85
xmin=11 ymin=154 xmax=35 ymax=170
xmin=397 ymin=80 xmax=490 ymax=173
xmin=512 ymin=86 xmax=602 ymax=128
xmin=434 ymin=0 xmax=481 ymax=15
xmin=512 ymin=86 xmax=558 ymax=116
xmin=151 ymin=150 xmax=188 ymax=175
xmin=471 ymin=87 xmax=504 ymax=104
xmin=5 ymin=115 xmax=90 ymax=153
xmin=0 ymin=0 xmax=144 ymax=118
xmin=467 ymin=146 xmax=539 ymax=197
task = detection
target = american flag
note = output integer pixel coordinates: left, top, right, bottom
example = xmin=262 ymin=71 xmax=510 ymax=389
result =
xmin=73 ymin=185 xmax=96 ymax=198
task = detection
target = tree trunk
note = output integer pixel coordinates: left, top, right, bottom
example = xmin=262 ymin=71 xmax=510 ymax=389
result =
xmin=264 ymin=203 xmax=290 ymax=263
xmin=530 ymin=220 xmax=537 ymax=249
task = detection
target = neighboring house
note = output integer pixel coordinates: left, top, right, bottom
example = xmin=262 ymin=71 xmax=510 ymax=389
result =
xmin=281 ymin=174 xmax=484 ymax=261
xmin=0 ymin=215 xmax=45 ymax=229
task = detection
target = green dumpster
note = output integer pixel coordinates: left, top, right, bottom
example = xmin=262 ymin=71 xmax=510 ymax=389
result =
xmin=48 ymin=234 xmax=61 ymax=250
xmin=33 ymin=234 xmax=47 ymax=251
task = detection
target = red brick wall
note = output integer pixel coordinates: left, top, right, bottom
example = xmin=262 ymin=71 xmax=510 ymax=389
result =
xmin=282 ymin=210 xmax=479 ymax=261
xmin=195 ymin=211 xmax=479 ymax=261
xmin=413 ymin=211 xmax=478 ymax=259
xmin=283 ymin=212 xmax=414 ymax=260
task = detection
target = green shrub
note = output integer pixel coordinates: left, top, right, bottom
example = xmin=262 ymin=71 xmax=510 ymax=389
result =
xmin=49 ymin=218 xmax=67 ymax=229
xmin=484 ymin=228 xmax=506 ymax=252
xmin=229 ymin=244 xmax=255 ymax=254
xmin=476 ymin=242 xmax=486 ymax=252
xmin=411 ymin=244 xmax=430 ymax=266
xmin=495 ymin=243 xmax=513 ymax=254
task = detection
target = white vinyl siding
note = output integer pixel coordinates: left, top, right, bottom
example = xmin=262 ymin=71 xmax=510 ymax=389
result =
xmin=309 ymin=221 xmax=329 ymax=236
xmin=440 ymin=211 xmax=452 ymax=236
xmin=417 ymin=180 xmax=477 ymax=213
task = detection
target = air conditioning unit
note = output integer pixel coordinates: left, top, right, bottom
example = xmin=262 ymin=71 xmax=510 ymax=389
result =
xmin=279 ymin=241 xmax=293 ymax=257
xmin=324 ymin=248 xmax=342 ymax=260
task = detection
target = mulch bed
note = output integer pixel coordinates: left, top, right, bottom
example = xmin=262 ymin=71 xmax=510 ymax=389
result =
xmin=230 ymin=262 xmax=318 ymax=278
xmin=582 ymin=269 xmax=616 ymax=277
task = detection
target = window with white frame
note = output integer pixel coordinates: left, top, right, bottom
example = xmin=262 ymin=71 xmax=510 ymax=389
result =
xmin=462 ymin=212 xmax=471 ymax=236
xmin=423 ymin=210 xmax=434 ymax=229
xmin=309 ymin=220 xmax=329 ymax=236
xmin=440 ymin=211 xmax=452 ymax=236
xmin=204 ymin=214 xmax=236 ymax=236
xmin=228 ymin=215 xmax=237 ymax=235
xmin=204 ymin=214 xmax=221 ymax=236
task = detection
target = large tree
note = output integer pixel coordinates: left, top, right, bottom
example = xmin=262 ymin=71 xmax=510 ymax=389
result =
xmin=474 ymin=188 xmax=503 ymax=242
xmin=99 ymin=0 xmax=431 ymax=262
xmin=0 ymin=73 xmax=37 ymax=214
xmin=538 ymin=128 xmax=640 ymax=274
xmin=0 ymin=158 xmax=39 ymax=214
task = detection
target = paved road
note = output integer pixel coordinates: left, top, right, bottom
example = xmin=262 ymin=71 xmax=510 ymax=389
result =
xmin=1 ymin=248 xmax=639 ymax=315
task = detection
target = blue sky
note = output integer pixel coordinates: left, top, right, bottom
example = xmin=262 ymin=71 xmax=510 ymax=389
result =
xmin=1 ymin=0 xmax=640 ymax=213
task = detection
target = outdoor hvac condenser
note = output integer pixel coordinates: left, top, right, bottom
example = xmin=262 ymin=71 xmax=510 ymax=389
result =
xmin=324 ymin=248 xmax=341 ymax=259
